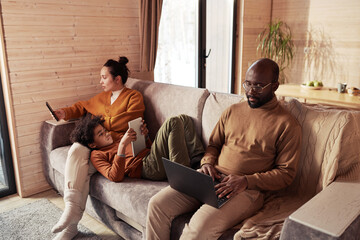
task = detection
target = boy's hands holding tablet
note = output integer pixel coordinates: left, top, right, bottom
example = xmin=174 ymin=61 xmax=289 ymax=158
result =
xmin=128 ymin=117 xmax=147 ymax=156
xmin=118 ymin=128 xmax=137 ymax=155
xmin=117 ymin=118 xmax=149 ymax=157
xmin=140 ymin=119 xmax=149 ymax=138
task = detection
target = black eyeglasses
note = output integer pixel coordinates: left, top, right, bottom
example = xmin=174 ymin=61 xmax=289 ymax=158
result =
xmin=242 ymin=82 xmax=272 ymax=93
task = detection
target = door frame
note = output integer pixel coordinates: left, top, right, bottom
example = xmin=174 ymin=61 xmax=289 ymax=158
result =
xmin=197 ymin=0 xmax=206 ymax=89
xmin=0 ymin=76 xmax=16 ymax=197
xmin=0 ymin=13 xmax=20 ymax=197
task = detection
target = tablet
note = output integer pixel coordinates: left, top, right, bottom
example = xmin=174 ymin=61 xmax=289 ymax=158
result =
xmin=128 ymin=117 xmax=146 ymax=156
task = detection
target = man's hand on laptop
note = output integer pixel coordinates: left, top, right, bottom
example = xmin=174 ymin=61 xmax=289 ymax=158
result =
xmin=198 ymin=163 xmax=220 ymax=181
xmin=215 ymin=175 xmax=248 ymax=199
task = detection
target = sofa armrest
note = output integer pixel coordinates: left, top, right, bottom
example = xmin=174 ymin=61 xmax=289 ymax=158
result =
xmin=41 ymin=119 xmax=77 ymax=189
xmin=41 ymin=120 xmax=77 ymax=153
xmin=280 ymin=181 xmax=360 ymax=239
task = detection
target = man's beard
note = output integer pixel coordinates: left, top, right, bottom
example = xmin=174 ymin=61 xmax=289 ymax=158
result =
xmin=246 ymin=94 xmax=273 ymax=108
xmin=247 ymin=98 xmax=262 ymax=108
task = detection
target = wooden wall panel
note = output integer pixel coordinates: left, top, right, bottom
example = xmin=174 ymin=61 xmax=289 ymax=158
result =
xmin=235 ymin=0 xmax=271 ymax=94
xmin=272 ymin=0 xmax=360 ymax=88
xmin=1 ymin=1 xmax=138 ymax=17
xmin=0 ymin=0 xmax=141 ymax=197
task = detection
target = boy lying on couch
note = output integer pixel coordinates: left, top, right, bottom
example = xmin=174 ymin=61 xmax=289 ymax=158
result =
xmin=70 ymin=113 xmax=204 ymax=182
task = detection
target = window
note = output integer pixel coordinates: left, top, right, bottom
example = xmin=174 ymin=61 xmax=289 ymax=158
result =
xmin=205 ymin=0 xmax=236 ymax=93
xmin=155 ymin=0 xmax=198 ymax=87
xmin=155 ymin=0 xmax=236 ymax=93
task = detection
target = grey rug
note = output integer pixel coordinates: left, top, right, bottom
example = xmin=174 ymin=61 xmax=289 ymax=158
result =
xmin=0 ymin=198 xmax=101 ymax=240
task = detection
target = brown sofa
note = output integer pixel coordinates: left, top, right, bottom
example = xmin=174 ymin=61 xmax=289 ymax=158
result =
xmin=41 ymin=78 xmax=360 ymax=239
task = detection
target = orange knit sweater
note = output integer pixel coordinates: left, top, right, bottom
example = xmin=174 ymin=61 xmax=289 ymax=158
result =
xmin=90 ymin=138 xmax=152 ymax=182
xmin=62 ymin=87 xmax=145 ymax=140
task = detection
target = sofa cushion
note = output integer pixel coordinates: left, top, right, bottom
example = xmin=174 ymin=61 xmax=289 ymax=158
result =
xmin=201 ymin=91 xmax=244 ymax=146
xmin=90 ymin=173 xmax=169 ymax=228
xmin=282 ymin=99 xmax=360 ymax=195
xmin=50 ymin=146 xmax=71 ymax=175
xmin=126 ymin=78 xmax=210 ymax=142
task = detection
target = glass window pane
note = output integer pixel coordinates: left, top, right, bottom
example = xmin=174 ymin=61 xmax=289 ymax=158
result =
xmin=155 ymin=0 xmax=197 ymax=87
xmin=0 ymin=131 xmax=6 ymax=190
xmin=206 ymin=0 xmax=235 ymax=93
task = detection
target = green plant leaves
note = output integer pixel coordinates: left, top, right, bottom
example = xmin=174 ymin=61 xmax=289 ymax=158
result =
xmin=257 ymin=20 xmax=295 ymax=84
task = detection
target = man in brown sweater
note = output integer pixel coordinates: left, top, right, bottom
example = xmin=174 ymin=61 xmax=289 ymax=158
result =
xmin=146 ymin=58 xmax=302 ymax=240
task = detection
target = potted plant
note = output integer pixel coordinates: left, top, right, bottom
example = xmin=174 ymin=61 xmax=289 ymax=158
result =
xmin=257 ymin=20 xmax=295 ymax=84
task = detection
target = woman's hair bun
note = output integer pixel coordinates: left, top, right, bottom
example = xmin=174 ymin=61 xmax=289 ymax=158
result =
xmin=119 ymin=56 xmax=129 ymax=65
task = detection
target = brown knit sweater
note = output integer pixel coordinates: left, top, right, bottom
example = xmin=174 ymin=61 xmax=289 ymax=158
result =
xmin=201 ymin=97 xmax=302 ymax=191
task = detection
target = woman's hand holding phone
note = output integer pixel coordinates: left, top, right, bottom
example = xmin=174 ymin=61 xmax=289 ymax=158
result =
xmin=46 ymin=102 xmax=63 ymax=121
xmin=53 ymin=109 xmax=65 ymax=120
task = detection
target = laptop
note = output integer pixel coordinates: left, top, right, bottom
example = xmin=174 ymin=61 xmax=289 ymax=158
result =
xmin=162 ymin=157 xmax=230 ymax=208
xmin=128 ymin=117 xmax=146 ymax=156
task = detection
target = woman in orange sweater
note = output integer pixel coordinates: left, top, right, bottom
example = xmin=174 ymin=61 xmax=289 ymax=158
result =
xmin=51 ymin=57 xmax=145 ymax=240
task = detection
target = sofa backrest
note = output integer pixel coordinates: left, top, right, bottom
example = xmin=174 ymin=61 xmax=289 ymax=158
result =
xmin=126 ymin=78 xmax=209 ymax=141
xmin=201 ymin=91 xmax=244 ymax=146
xmin=126 ymin=78 xmax=245 ymax=147
xmin=282 ymin=99 xmax=360 ymax=196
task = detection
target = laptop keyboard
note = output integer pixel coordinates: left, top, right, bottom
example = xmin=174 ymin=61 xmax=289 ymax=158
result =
xmin=217 ymin=195 xmax=228 ymax=206
xmin=213 ymin=179 xmax=230 ymax=206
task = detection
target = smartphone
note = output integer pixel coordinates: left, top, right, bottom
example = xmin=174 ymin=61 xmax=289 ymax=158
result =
xmin=46 ymin=102 xmax=59 ymax=121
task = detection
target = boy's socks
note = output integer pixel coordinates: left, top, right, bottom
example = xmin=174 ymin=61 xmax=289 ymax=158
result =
xmin=53 ymin=224 xmax=78 ymax=240
xmin=51 ymin=189 xmax=84 ymax=233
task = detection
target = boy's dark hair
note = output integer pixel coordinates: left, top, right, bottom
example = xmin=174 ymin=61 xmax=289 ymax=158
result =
xmin=70 ymin=114 xmax=105 ymax=147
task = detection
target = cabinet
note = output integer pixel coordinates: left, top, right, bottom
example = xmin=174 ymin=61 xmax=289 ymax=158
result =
xmin=276 ymin=84 xmax=360 ymax=109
